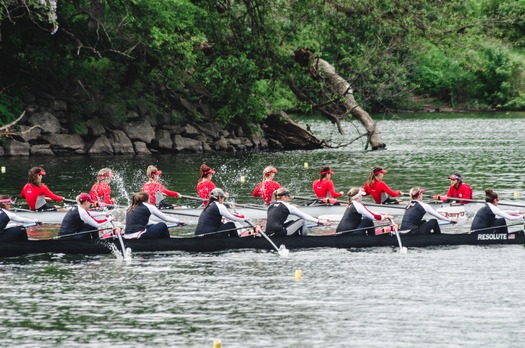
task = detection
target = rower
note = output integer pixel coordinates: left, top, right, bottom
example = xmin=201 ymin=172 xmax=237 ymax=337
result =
xmin=90 ymin=168 xmax=115 ymax=207
xmin=58 ymin=192 xmax=113 ymax=240
xmin=312 ymin=165 xmax=344 ymax=204
xmin=194 ymin=188 xmax=249 ymax=238
xmin=196 ymin=163 xmax=216 ymax=206
xmin=363 ymin=166 xmax=403 ymax=205
xmin=142 ymin=165 xmax=181 ymax=209
xmin=124 ymin=192 xmax=184 ymax=239
xmin=266 ymin=188 xmax=322 ymax=237
xmin=251 ymin=166 xmax=281 ymax=205
xmin=20 ymin=166 xmax=65 ymax=211
xmin=336 ymin=188 xmax=393 ymax=236
xmin=400 ymin=187 xmax=452 ymax=234
xmin=470 ymin=189 xmax=524 ymax=233
xmin=0 ymin=195 xmax=42 ymax=242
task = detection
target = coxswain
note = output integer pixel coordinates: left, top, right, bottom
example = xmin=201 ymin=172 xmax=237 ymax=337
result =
xmin=363 ymin=166 xmax=403 ymax=204
xmin=470 ymin=189 xmax=524 ymax=233
xmin=251 ymin=166 xmax=281 ymax=205
xmin=0 ymin=195 xmax=43 ymax=242
xmin=194 ymin=188 xmax=248 ymax=237
xmin=20 ymin=167 xmax=64 ymax=211
xmin=58 ymin=192 xmax=113 ymax=240
xmin=336 ymin=188 xmax=393 ymax=236
xmin=266 ymin=187 xmax=321 ymax=237
xmin=142 ymin=165 xmax=181 ymax=209
xmin=400 ymin=187 xmax=452 ymax=234
xmin=90 ymin=168 xmax=115 ymax=207
xmin=124 ymin=192 xmax=184 ymax=239
xmin=445 ymin=172 xmax=473 ymax=204
xmin=196 ymin=164 xmax=217 ymax=206
xmin=312 ymin=165 xmax=343 ymax=204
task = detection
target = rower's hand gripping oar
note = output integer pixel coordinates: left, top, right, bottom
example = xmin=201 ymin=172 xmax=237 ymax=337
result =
xmin=389 ymin=218 xmax=407 ymax=253
xmin=246 ymin=221 xmax=289 ymax=257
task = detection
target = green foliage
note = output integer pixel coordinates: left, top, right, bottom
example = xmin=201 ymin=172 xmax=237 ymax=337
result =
xmin=0 ymin=94 xmax=22 ymax=125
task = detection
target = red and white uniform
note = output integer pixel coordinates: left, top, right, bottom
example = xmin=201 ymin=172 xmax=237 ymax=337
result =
xmin=252 ymin=180 xmax=281 ymax=205
xmin=20 ymin=183 xmax=64 ymax=210
xmin=142 ymin=182 xmax=179 ymax=206
xmin=363 ymin=181 xmax=401 ymax=204
xmin=197 ymin=181 xmax=216 ymax=206
xmin=90 ymin=182 xmax=114 ymax=205
xmin=446 ymin=183 xmax=472 ymax=203
xmin=312 ymin=179 xmax=342 ymax=199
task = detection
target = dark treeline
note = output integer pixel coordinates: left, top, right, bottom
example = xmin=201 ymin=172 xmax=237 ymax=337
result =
xmin=1 ymin=0 xmax=524 ymax=133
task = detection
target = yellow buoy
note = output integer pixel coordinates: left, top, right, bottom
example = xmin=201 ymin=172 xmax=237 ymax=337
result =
xmin=213 ymin=339 xmax=222 ymax=348
xmin=304 ymin=162 xmax=309 ymax=169
xmin=0 ymin=166 xmax=5 ymax=174
xmin=514 ymin=191 xmax=521 ymax=198
xmin=240 ymin=175 xmax=246 ymax=183
xmin=295 ymin=269 xmax=302 ymax=281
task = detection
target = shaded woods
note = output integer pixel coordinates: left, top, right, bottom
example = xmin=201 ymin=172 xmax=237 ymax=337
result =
xmin=1 ymin=1 xmax=525 ymax=151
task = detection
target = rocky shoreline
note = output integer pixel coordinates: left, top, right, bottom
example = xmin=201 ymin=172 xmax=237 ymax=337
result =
xmin=1 ymin=92 xmax=322 ymax=157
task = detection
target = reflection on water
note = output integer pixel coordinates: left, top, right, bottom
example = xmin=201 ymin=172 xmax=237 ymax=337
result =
xmin=1 ymin=113 xmax=525 ymax=347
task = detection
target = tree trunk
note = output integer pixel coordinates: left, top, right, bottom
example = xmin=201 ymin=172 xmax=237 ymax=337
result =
xmin=261 ymin=112 xmax=326 ymax=150
xmin=294 ymin=49 xmax=386 ymax=150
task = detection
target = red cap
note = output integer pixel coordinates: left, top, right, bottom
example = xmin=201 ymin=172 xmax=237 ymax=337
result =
xmin=373 ymin=167 xmax=387 ymax=175
xmin=37 ymin=170 xmax=46 ymax=175
xmin=320 ymin=169 xmax=334 ymax=175
xmin=203 ymin=169 xmax=216 ymax=175
xmin=78 ymin=192 xmax=94 ymax=204
xmin=264 ymin=169 xmax=278 ymax=176
xmin=152 ymin=170 xmax=162 ymax=176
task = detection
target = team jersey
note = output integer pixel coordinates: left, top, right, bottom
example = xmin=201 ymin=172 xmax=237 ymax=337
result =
xmin=363 ymin=180 xmax=401 ymax=204
xmin=446 ymin=183 xmax=473 ymax=203
xmin=142 ymin=182 xmax=179 ymax=206
xmin=20 ymin=183 xmax=64 ymax=210
xmin=312 ymin=179 xmax=342 ymax=199
xmin=90 ymin=182 xmax=114 ymax=204
xmin=197 ymin=180 xmax=216 ymax=206
xmin=252 ymin=180 xmax=281 ymax=204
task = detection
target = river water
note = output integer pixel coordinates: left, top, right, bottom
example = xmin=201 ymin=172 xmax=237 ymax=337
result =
xmin=0 ymin=112 xmax=525 ymax=347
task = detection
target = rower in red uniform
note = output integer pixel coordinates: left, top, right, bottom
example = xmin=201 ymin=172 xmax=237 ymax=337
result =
xmin=252 ymin=166 xmax=281 ymax=205
xmin=20 ymin=167 xmax=64 ymax=211
xmin=197 ymin=164 xmax=216 ymax=206
xmin=363 ymin=166 xmax=403 ymax=204
xmin=445 ymin=172 xmax=473 ymax=204
xmin=90 ymin=168 xmax=115 ymax=207
xmin=312 ymin=166 xmax=343 ymax=203
xmin=142 ymin=165 xmax=181 ymax=209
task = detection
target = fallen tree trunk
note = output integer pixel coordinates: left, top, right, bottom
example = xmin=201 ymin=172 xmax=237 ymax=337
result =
xmin=261 ymin=111 xmax=326 ymax=150
xmin=293 ymin=49 xmax=386 ymax=150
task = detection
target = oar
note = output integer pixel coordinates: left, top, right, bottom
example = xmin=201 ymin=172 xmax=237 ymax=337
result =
xmin=433 ymin=195 xmax=525 ymax=209
xmin=195 ymin=224 xmax=255 ymax=238
xmin=469 ymin=222 xmax=524 ymax=234
xmin=180 ymin=194 xmax=207 ymax=202
xmin=162 ymin=210 xmax=202 ymax=218
xmin=110 ymin=221 xmax=127 ymax=258
xmin=334 ymin=223 xmax=393 ymax=236
xmin=55 ymin=227 xmax=113 ymax=239
xmin=246 ymin=221 xmax=289 ymax=257
xmin=390 ymin=218 xmax=407 ymax=253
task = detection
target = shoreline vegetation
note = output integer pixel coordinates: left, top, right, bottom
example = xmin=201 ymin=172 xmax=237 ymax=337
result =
xmin=2 ymin=1 xmax=525 ymax=155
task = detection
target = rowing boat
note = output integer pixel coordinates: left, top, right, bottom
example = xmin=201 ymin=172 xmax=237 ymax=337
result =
xmin=1 ymin=231 xmax=523 ymax=258
xmin=8 ymin=200 xmax=503 ymax=224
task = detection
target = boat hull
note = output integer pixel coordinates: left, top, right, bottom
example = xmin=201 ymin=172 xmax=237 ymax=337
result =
xmin=2 ymin=232 xmax=523 ymax=258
